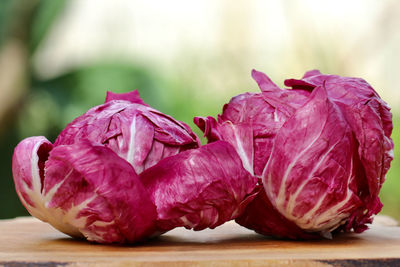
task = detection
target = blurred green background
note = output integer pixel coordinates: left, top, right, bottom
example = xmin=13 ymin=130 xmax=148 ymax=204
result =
xmin=0 ymin=0 xmax=399 ymax=221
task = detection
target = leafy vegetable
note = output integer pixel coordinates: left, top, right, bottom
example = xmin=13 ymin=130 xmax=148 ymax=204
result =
xmin=195 ymin=69 xmax=394 ymax=238
xmin=12 ymin=90 xmax=256 ymax=243
xmin=12 ymin=68 xmax=394 ymax=242
xmin=141 ymin=141 xmax=258 ymax=231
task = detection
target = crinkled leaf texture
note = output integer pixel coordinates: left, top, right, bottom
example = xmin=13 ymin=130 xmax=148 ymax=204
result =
xmin=12 ymin=90 xmax=257 ymax=243
xmin=195 ymin=70 xmax=394 ymax=239
xmin=55 ymin=91 xmax=200 ymax=174
xmin=140 ymin=141 xmax=258 ymax=232
xmin=13 ymin=137 xmax=156 ymax=243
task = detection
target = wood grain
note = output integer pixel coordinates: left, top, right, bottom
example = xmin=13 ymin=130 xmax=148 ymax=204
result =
xmin=0 ymin=217 xmax=399 ymax=266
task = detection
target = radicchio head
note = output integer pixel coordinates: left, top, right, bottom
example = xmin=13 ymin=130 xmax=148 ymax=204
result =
xmin=195 ymin=70 xmax=394 ymax=239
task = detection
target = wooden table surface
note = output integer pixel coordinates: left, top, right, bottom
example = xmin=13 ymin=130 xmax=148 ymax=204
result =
xmin=1 ymin=216 xmax=400 ymax=266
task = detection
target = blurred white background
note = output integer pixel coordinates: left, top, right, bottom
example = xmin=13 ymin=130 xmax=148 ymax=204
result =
xmin=34 ymin=0 xmax=400 ymax=108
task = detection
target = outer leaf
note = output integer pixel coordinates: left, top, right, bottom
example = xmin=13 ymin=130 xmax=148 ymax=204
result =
xmin=105 ymin=90 xmax=149 ymax=106
xmin=12 ymin=136 xmax=54 ymax=223
xmin=194 ymin=116 xmax=254 ymax=175
xmin=140 ymin=141 xmax=258 ymax=232
xmin=216 ymin=92 xmax=279 ymax=176
xmin=284 ymin=72 xmax=394 ymax=229
xmin=252 ymin=69 xmax=311 ymax=114
xmin=236 ymin=188 xmax=319 ymax=239
xmin=262 ymin=85 xmax=363 ymax=233
xmin=43 ymin=141 xmax=157 ymax=243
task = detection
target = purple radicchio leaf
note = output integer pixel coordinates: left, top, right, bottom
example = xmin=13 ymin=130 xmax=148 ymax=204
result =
xmin=54 ymin=90 xmax=200 ymax=174
xmin=105 ymin=91 xmax=149 ymax=106
xmin=261 ymin=84 xmax=364 ymax=236
xmin=236 ymin=187 xmax=319 ymax=239
xmin=13 ymin=137 xmax=157 ymax=243
xmin=12 ymin=136 xmax=53 ymax=223
xmin=284 ymin=71 xmax=394 ymax=231
xmin=43 ymin=140 xmax=157 ymax=243
xmin=140 ymin=141 xmax=258 ymax=232
xmin=194 ymin=116 xmax=254 ymax=175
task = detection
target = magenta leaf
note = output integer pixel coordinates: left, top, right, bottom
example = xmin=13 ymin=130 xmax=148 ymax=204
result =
xmin=140 ymin=141 xmax=258 ymax=231
xmin=43 ymin=141 xmax=157 ymax=243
